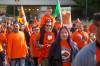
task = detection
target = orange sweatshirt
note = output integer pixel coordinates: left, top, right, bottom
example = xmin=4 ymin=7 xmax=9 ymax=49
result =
xmin=7 ymin=31 xmax=28 ymax=59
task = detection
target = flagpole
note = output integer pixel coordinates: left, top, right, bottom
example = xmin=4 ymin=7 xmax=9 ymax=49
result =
xmin=20 ymin=5 xmax=28 ymax=25
xmin=57 ymin=0 xmax=63 ymax=26
xmin=20 ymin=5 xmax=30 ymax=35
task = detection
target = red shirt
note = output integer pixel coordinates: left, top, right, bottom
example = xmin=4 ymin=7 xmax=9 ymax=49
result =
xmin=96 ymin=47 xmax=100 ymax=66
xmin=71 ymin=31 xmax=89 ymax=49
xmin=60 ymin=40 xmax=71 ymax=66
xmin=42 ymin=31 xmax=55 ymax=58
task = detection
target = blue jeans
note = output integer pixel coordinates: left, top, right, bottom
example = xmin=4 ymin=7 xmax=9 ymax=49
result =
xmin=10 ymin=58 xmax=25 ymax=66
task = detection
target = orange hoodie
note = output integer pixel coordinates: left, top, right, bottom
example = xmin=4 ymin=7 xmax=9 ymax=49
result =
xmin=7 ymin=31 xmax=28 ymax=59
xmin=40 ymin=15 xmax=55 ymax=28
xmin=30 ymin=32 xmax=40 ymax=57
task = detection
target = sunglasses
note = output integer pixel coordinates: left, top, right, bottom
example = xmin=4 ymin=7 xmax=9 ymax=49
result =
xmin=46 ymin=25 xmax=52 ymax=27
xmin=32 ymin=28 xmax=40 ymax=31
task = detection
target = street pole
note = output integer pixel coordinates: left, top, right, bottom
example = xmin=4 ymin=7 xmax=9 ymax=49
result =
xmin=86 ymin=0 xmax=88 ymax=23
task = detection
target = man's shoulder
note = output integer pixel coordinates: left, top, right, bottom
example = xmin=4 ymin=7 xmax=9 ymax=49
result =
xmin=77 ymin=42 xmax=96 ymax=57
xmin=72 ymin=42 xmax=96 ymax=66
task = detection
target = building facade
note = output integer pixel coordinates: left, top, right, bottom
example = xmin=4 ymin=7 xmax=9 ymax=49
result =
xmin=0 ymin=0 xmax=76 ymax=5
xmin=0 ymin=0 xmax=80 ymax=21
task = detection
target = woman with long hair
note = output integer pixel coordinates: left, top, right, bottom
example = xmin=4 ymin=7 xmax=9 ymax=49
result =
xmin=48 ymin=26 xmax=78 ymax=66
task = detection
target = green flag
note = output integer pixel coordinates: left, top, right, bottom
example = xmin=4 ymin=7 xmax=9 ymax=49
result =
xmin=53 ymin=0 xmax=63 ymax=25
xmin=53 ymin=0 xmax=61 ymax=18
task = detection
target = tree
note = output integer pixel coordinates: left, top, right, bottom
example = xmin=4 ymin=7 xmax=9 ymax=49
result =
xmin=74 ymin=0 xmax=100 ymax=19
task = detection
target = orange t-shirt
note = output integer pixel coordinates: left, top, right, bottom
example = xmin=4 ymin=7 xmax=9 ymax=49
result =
xmin=60 ymin=40 xmax=71 ymax=66
xmin=0 ymin=32 xmax=7 ymax=44
xmin=96 ymin=47 xmax=100 ymax=66
xmin=0 ymin=32 xmax=7 ymax=52
xmin=30 ymin=32 xmax=40 ymax=57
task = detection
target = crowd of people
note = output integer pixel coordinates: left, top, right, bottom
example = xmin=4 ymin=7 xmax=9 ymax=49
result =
xmin=0 ymin=7 xmax=99 ymax=66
